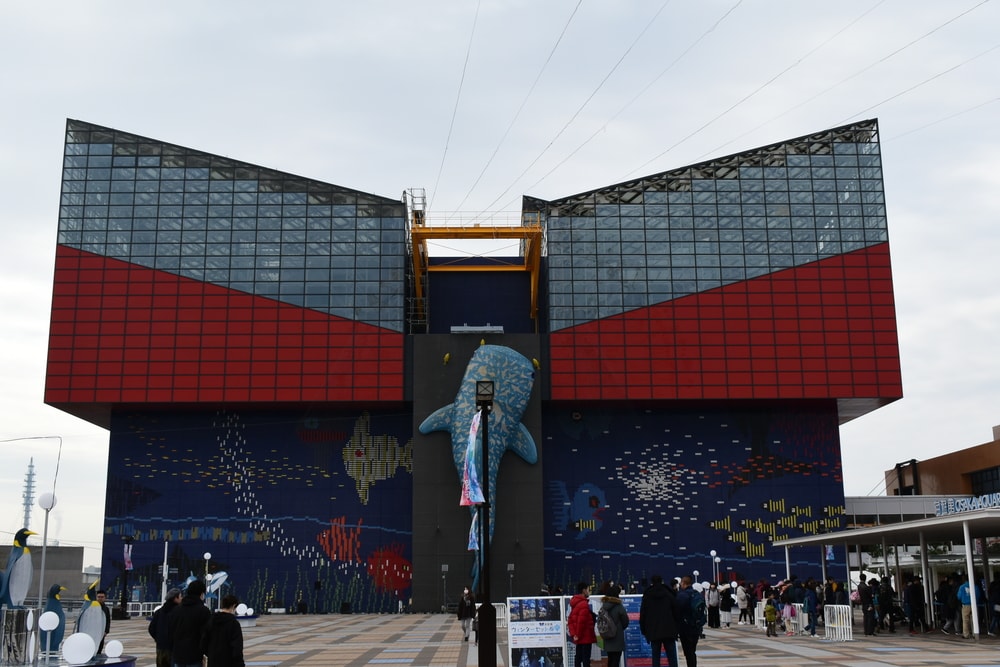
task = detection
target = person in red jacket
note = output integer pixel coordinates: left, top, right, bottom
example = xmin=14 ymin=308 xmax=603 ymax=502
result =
xmin=567 ymin=582 xmax=597 ymax=667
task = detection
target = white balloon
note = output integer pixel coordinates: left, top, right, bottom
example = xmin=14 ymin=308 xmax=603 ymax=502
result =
xmin=692 ymin=583 xmax=704 ymax=592
xmin=62 ymin=633 xmax=96 ymax=666
xmin=105 ymin=640 xmax=124 ymax=658
xmin=25 ymin=609 xmax=35 ymax=630
xmin=246 ymin=608 xmax=254 ymax=616
xmin=701 ymin=581 xmax=710 ymax=589
xmin=236 ymin=603 xmax=248 ymax=616
xmin=39 ymin=611 xmax=59 ymax=631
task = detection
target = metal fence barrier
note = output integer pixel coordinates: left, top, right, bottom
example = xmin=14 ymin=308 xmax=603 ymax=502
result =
xmin=824 ymin=604 xmax=853 ymax=641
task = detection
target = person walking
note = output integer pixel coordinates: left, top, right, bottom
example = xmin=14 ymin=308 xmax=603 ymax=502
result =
xmin=148 ymin=588 xmax=182 ymax=667
xmin=957 ymin=575 xmax=973 ymax=638
xmin=705 ymin=583 xmax=720 ymax=629
xmin=168 ymin=580 xmax=212 ymax=667
xmin=803 ymin=579 xmax=819 ymax=637
xmin=204 ymin=594 xmax=245 ymax=667
xmin=906 ymin=576 xmax=928 ymax=634
xmin=599 ymin=582 xmax=629 ymax=667
xmin=718 ymin=585 xmax=733 ymax=628
xmin=96 ymin=590 xmax=112 ymax=654
xmin=763 ymin=593 xmax=779 ymax=637
xmin=567 ymin=582 xmax=597 ymax=667
xmin=858 ymin=575 xmax=876 ymax=636
xmin=676 ymin=576 xmax=705 ymax=667
xmin=456 ymin=587 xmax=476 ymax=642
xmin=735 ymin=583 xmax=749 ymax=625
xmin=639 ymin=575 xmax=679 ymax=667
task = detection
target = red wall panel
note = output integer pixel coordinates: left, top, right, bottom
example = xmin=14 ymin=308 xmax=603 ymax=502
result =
xmin=45 ymin=246 xmax=404 ymax=408
xmin=549 ymin=243 xmax=903 ymax=403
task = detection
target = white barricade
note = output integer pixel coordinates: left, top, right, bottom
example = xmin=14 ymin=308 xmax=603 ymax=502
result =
xmin=755 ymin=601 xmax=766 ymax=631
xmin=823 ymin=604 xmax=853 ymax=641
xmin=493 ymin=602 xmax=508 ymax=628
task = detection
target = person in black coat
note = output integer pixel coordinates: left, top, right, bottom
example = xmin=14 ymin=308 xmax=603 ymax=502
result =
xmin=148 ymin=588 xmax=182 ymax=667
xmin=169 ymin=580 xmax=212 ymax=667
xmin=203 ymin=594 xmax=245 ymax=667
xmin=639 ymin=575 xmax=679 ymax=667
xmin=456 ymin=587 xmax=477 ymax=643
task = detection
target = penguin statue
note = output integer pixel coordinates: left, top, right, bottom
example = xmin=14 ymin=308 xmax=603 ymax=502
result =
xmin=39 ymin=584 xmax=67 ymax=652
xmin=0 ymin=528 xmax=37 ymax=608
xmin=75 ymin=582 xmax=104 ymax=660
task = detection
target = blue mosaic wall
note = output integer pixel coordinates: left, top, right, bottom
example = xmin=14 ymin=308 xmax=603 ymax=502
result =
xmin=102 ymin=408 xmax=413 ymax=613
xmin=541 ymin=402 xmax=847 ymax=589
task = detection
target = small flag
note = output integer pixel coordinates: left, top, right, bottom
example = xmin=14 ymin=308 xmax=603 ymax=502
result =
xmin=460 ymin=412 xmax=484 ymax=506
xmin=468 ymin=510 xmax=480 ymax=551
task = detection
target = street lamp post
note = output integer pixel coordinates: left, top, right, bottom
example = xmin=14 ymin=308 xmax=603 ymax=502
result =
xmin=36 ymin=492 xmax=57 ymax=611
xmin=714 ymin=556 xmax=722 ymax=583
xmin=709 ymin=550 xmax=717 ymax=583
xmin=475 ymin=380 xmax=496 ymax=667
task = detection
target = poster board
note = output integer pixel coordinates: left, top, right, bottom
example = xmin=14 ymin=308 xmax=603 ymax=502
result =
xmin=508 ymin=596 xmax=567 ymax=667
xmin=507 ymin=594 xmax=655 ymax=667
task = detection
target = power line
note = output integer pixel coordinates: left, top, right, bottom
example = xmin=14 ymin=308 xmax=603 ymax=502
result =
xmin=837 ymin=41 xmax=1000 ymax=125
xmin=482 ymin=0 xmax=673 ymax=214
xmin=429 ymin=0 xmax=483 ymax=213
xmin=698 ymin=0 xmax=991 ymax=161
xmin=887 ymin=96 xmax=1000 ymax=141
xmin=632 ymin=0 xmax=883 ymax=177
xmin=452 ymin=0 xmax=584 ymax=213
xmin=516 ymin=0 xmax=745 ymax=203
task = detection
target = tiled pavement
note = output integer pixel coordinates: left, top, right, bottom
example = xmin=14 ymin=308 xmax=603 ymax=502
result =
xmin=100 ymin=613 xmax=1000 ymax=667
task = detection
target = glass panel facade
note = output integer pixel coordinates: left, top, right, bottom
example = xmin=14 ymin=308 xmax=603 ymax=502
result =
xmin=58 ymin=120 xmax=407 ymax=332
xmin=543 ymin=122 xmax=887 ymax=331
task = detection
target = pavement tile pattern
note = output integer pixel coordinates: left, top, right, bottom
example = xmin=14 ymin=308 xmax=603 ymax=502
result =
xmin=98 ymin=613 xmax=1000 ymax=667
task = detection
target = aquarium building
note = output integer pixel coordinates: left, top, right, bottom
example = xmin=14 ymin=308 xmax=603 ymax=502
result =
xmin=44 ymin=118 xmax=901 ymax=612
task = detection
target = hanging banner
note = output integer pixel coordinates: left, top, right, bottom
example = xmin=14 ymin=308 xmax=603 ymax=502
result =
xmin=460 ymin=411 xmax=485 ymax=506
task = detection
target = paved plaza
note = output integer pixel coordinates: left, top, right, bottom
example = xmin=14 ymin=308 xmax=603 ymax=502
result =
xmin=92 ymin=611 xmax=1000 ymax=667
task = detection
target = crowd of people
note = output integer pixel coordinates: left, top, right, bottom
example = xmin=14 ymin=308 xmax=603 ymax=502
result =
xmin=148 ymin=580 xmax=246 ymax=667
xmin=553 ymin=569 xmax=1000 ymax=667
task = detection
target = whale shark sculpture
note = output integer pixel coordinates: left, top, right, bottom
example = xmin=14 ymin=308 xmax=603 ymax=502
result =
xmin=419 ymin=345 xmax=537 ymax=583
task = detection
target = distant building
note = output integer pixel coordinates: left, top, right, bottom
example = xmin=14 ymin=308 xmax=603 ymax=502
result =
xmin=887 ymin=426 xmax=1000 ymax=496
xmin=0 ymin=545 xmax=85 ymax=605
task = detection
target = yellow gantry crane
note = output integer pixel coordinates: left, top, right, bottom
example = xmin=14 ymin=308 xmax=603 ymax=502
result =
xmin=406 ymin=189 xmax=543 ymax=330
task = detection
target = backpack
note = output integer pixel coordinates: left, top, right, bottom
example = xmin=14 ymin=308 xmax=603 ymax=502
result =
xmin=596 ymin=607 xmax=617 ymax=639
xmin=684 ymin=592 xmax=707 ymax=631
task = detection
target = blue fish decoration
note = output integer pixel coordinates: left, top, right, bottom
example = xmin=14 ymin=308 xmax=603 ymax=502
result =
xmin=419 ymin=345 xmax=538 ymax=580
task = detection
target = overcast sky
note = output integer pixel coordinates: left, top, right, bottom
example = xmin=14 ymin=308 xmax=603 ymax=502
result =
xmin=2 ymin=1 xmax=998 ymax=567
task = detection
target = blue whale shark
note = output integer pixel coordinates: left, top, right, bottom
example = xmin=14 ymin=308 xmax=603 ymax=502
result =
xmin=419 ymin=345 xmax=537 ymax=576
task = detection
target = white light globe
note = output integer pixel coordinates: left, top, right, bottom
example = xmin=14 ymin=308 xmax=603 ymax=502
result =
xmin=204 ymin=552 xmax=212 ymax=560
xmin=39 ymin=611 xmax=59 ymax=631
xmin=236 ymin=603 xmax=248 ymax=616
xmin=62 ymin=633 xmax=96 ymax=665
xmin=105 ymin=640 xmax=124 ymax=658
xmin=246 ymin=607 xmax=254 ymax=616
xmin=38 ymin=492 xmax=57 ymax=510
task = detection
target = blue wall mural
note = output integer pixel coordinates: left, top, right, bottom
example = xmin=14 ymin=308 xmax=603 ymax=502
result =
xmin=541 ymin=403 xmax=847 ymax=589
xmin=102 ymin=408 xmax=413 ymax=613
